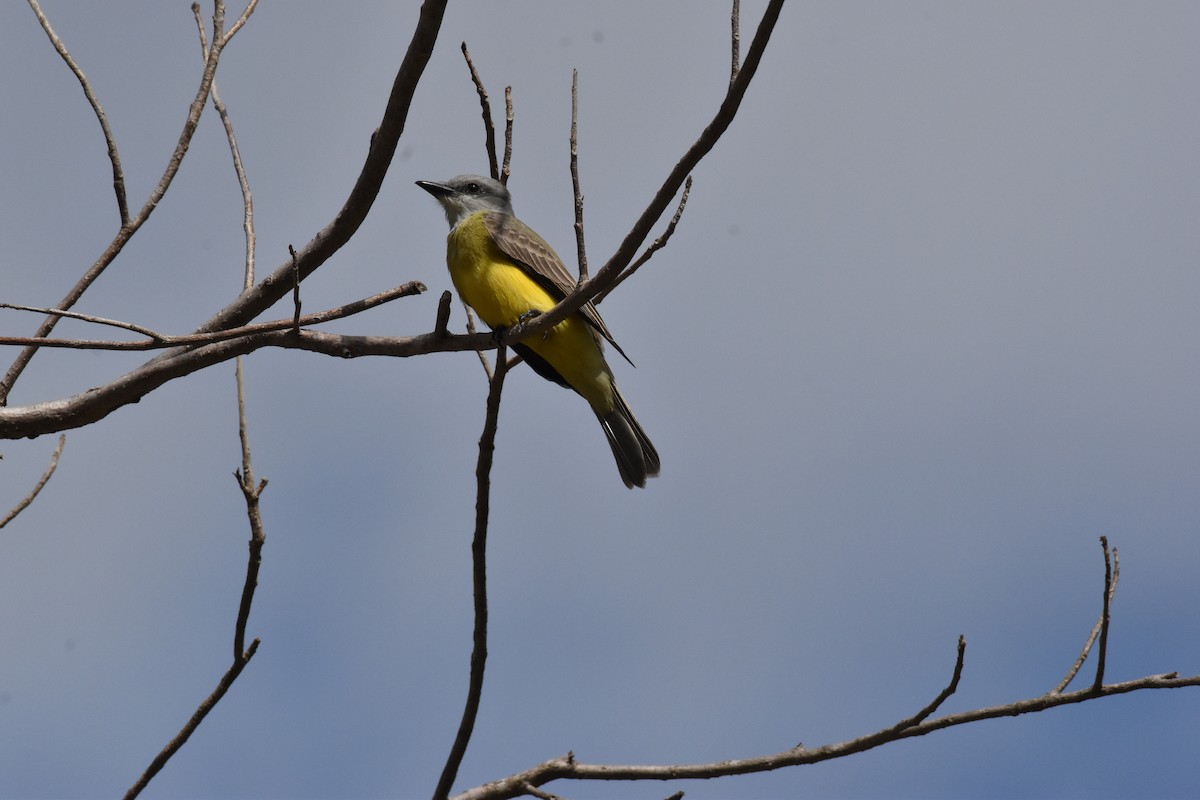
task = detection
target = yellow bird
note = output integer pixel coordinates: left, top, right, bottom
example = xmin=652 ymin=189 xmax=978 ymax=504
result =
xmin=417 ymin=174 xmax=660 ymax=488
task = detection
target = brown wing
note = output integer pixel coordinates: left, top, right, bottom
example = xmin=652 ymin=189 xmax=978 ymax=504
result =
xmin=483 ymin=211 xmax=633 ymax=366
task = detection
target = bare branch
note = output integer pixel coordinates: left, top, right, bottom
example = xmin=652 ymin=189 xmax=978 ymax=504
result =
xmin=26 ymin=0 xmax=129 ymax=226
xmin=453 ymin=671 xmax=1200 ymax=800
xmin=569 ymin=70 xmax=588 ymax=282
xmin=434 ymin=291 xmax=454 ymax=338
xmin=499 ymin=0 xmax=784 ymax=350
xmin=219 ymin=0 xmax=259 ymax=47
xmin=593 ymin=176 xmax=691 ymax=305
xmin=894 ymin=636 xmax=967 ymax=732
xmin=434 ymin=344 xmax=510 ymax=800
xmin=0 ymin=318 xmax=517 ymax=442
xmin=290 ymin=245 xmax=302 ymax=332
xmin=0 ymin=434 xmax=66 ymax=529
xmin=232 ymin=358 xmax=267 ymax=662
xmin=502 ymin=86 xmax=514 ymax=185
xmin=193 ymin=1 xmax=256 ymax=287
xmin=462 ymin=42 xmax=500 ymax=181
xmin=0 ymin=303 xmax=165 ymax=341
xmin=1092 ymin=536 xmax=1115 ymax=691
xmin=463 ymin=303 xmax=495 ymax=381
xmin=730 ymin=0 xmax=741 ymax=82
xmin=2 ymin=0 xmax=240 ymax=403
xmin=123 ymin=638 xmax=260 ymax=800
xmin=520 ymin=784 xmax=564 ymax=800
xmin=1051 ymin=539 xmax=1121 ymax=694
xmin=451 ymin=540 xmax=1198 ymax=800
xmin=0 ymin=282 xmax=427 ymax=352
xmin=160 ymin=0 xmax=447 ymax=342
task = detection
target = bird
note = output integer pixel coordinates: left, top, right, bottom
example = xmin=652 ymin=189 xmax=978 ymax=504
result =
xmin=416 ymin=174 xmax=660 ymax=488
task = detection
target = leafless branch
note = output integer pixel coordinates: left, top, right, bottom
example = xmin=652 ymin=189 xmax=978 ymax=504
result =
xmin=26 ymin=0 xmax=128 ymax=226
xmin=462 ymin=42 xmax=500 ymax=181
xmin=889 ymin=635 xmax=967 ymax=733
xmin=593 ymin=176 xmax=691 ymax=305
xmin=232 ymin=358 xmax=267 ymax=663
xmin=502 ymin=86 xmax=514 ymax=185
xmin=0 ymin=320 xmax=519 ymax=441
xmin=434 ymin=291 xmax=454 ymax=338
xmin=290 ymin=245 xmax=302 ymax=332
xmin=0 ymin=434 xmax=66 ymax=529
xmin=2 ymin=0 xmax=749 ymax=437
xmin=126 ymin=16 xmax=268 ymax=794
xmin=0 ymin=303 xmax=165 ymax=341
xmin=455 ymin=672 xmax=1200 ymax=800
xmin=569 ymin=70 xmax=588 ymax=282
xmin=123 ymin=639 xmax=260 ymax=800
xmin=193 ymin=1 xmax=256 ymax=287
xmin=520 ymin=784 xmax=564 ymax=800
xmin=1092 ymin=536 xmax=1116 ymax=691
xmin=463 ymin=304 xmax=494 ymax=381
xmin=1051 ymin=537 xmax=1120 ymax=694
xmin=434 ymin=343 xmax=510 ymax=800
xmin=450 ymin=541 xmax=1198 ymax=800
xmin=147 ymin=0 xmax=447 ymax=342
xmin=730 ymin=0 xmax=742 ymax=81
xmin=2 ymin=0 xmax=254 ymax=403
xmin=0 ymin=282 xmax=427 ymax=352
xmin=498 ymin=0 xmax=784 ymax=351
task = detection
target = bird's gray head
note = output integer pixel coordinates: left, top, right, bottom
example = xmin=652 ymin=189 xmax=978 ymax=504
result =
xmin=416 ymin=174 xmax=513 ymax=229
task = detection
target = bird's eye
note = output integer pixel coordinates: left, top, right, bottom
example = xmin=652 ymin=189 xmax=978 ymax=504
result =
xmin=465 ymin=182 xmax=480 ymax=193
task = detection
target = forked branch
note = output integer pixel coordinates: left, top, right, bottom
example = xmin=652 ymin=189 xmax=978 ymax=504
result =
xmin=434 ymin=345 xmax=510 ymax=800
xmin=451 ymin=540 xmax=1198 ymax=800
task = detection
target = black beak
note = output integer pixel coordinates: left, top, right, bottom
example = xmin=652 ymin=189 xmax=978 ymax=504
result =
xmin=416 ymin=179 xmax=453 ymax=199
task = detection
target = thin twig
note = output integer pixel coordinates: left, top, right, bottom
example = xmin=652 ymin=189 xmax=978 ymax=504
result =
xmin=730 ymin=0 xmax=741 ymax=82
xmin=193 ymin=1 xmax=256 ymax=287
xmin=232 ymin=358 xmax=267 ymax=662
xmin=26 ymin=0 xmax=129 ymax=226
xmin=569 ymin=70 xmax=588 ymax=282
xmin=461 ymin=42 xmax=499 ymax=181
xmin=434 ymin=291 xmax=453 ymax=337
xmin=1050 ymin=540 xmax=1121 ymax=694
xmin=128 ymin=13 xmax=267 ymax=795
xmin=0 ymin=303 xmax=165 ymax=341
xmin=1092 ymin=536 xmax=1115 ymax=691
xmin=520 ymin=784 xmax=564 ymax=800
xmin=593 ymin=176 xmax=691 ymax=305
xmin=463 ymin=303 xmax=494 ymax=381
xmin=0 ymin=283 xmax=427 ymax=352
xmin=892 ymin=636 xmax=967 ymax=732
xmin=123 ymin=639 xmax=260 ymax=800
xmin=501 ymin=86 xmax=514 ymax=185
xmin=290 ymin=245 xmax=302 ymax=332
xmin=0 ymin=435 xmax=66 ymax=529
xmin=219 ymin=0 xmax=259 ymax=47
xmin=434 ymin=343 xmax=509 ymax=800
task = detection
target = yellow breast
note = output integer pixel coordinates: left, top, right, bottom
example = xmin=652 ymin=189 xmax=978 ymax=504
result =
xmin=445 ymin=212 xmax=614 ymax=412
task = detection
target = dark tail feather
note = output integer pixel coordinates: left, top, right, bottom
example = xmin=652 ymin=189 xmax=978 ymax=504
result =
xmin=597 ymin=387 xmax=661 ymax=489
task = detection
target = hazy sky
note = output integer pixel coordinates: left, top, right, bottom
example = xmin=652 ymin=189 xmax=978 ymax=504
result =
xmin=2 ymin=2 xmax=1199 ymax=798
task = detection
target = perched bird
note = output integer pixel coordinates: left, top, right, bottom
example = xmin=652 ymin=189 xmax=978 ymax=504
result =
xmin=417 ymin=174 xmax=660 ymax=488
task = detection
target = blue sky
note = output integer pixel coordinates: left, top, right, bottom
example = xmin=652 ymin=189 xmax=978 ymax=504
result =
xmin=2 ymin=2 xmax=1199 ymax=798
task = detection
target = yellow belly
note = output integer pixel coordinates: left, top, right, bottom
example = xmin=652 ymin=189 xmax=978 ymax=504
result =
xmin=446 ymin=212 xmax=614 ymax=412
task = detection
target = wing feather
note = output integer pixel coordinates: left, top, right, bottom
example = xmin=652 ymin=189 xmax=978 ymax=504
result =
xmin=483 ymin=212 xmax=633 ymax=366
